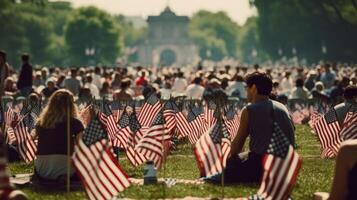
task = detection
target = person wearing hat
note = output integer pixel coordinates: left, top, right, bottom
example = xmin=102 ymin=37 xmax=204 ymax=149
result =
xmin=304 ymin=70 xmax=317 ymax=91
xmin=41 ymin=77 xmax=59 ymax=99
xmin=280 ymin=71 xmax=294 ymax=95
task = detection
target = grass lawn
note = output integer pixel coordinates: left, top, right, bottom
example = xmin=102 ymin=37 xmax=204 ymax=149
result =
xmin=9 ymin=125 xmax=335 ymax=199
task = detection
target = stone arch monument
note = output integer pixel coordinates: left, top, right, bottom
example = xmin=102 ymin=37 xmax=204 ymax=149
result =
xmin=137 ymin=7 xmax=198 ymax=66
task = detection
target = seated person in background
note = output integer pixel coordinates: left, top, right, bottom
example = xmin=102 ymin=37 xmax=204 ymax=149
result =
xmin=159 ymin=82 xmax=172 ymax=100
xmin=311 ymin=81 xmax=329 ymax=103
xmin=334 ymin=85 xmax=357 ymax=127
xmin=330 ymin=77 xmax=350 ymax=105
xmin=185 ymin=77 xmax=204 ymax=100
xmin=212 ymin=72 xmax=295 ymax=184
xmin=314 ymin=140 xmax=357 ymax=200
xmin=113 ymin=78 xmax=132 ymax=101
xmin=4 ymin=77 xmax=17 ymax=97
xmin=289 ymin=78 xmax=310 ymax=100
xmin=41 ymin=77 xmax=59 ymax=99
xmin=225 ymin=75 xmax=247 ymax=99
xmin=33 ymin=89 xmax=84 ymax=181
xmin=99 ymin=82 xmax=112 ymax=99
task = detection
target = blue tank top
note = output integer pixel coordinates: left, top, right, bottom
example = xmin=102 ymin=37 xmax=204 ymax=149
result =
xmin=246 ymin=99 xmax=295 ymax=154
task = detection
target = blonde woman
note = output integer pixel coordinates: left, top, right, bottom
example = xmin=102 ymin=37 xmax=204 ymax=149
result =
xmin=34 ymin=89 xmax=84 ymax=181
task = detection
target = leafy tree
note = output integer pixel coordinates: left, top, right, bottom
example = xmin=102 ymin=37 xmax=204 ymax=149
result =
xmin=65 ymin=6 xmax=123 ymax=65
xmin=21 ymin=14 xmax=52 ymax=65
xmin=114 ymin=15 xmax=147 ymax=47
xmin=0 ymin=0 xmax=70 ymax=66
xmin=189 ymin=10 xmax=239 ymax=60
xmin=251 ymin=0 xmax=357 ymax=62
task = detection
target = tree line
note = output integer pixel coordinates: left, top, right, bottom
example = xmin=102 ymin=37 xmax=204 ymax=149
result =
xmin=1 ymin=0 xmax=356 ymax=67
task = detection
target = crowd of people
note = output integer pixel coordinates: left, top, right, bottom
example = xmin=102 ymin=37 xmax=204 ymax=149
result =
xmin=0 ymin=51 xmax=356 ymax=105
xmin=0 ymin=50 xmax=356 ymax=200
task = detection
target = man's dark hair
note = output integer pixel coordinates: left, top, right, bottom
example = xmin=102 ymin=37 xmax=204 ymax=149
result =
xmin=21 ymin=53 xmax=30 ymax=62
xmin=177 ymin=72 xmax=184 ymax=78
xmin=344 ymin=85 xmax=357 ymax=99
xmin=142 ymin=85 xmax=156 ymax=99
xmin=0 ymin=50 xmax=6 ymax=61
xmin=245 ymin=72 xmax=272 ymax=96
xmin=234 ymin=75 xmax=244 ymax=82
xmin=70 ymin=68 xmax=77 ymax=77
xmin=193 ymin=77 xmax=202 ymax=84
xmin=120 ymin=80 xmax=130 ymax=89
xmin=295 ymin=78 xmax=304 ymax=87
xmin=94 ymin=66 xmax=101 ymax=74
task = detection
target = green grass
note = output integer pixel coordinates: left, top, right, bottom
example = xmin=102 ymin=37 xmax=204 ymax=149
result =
xmin=9 ymin=125 xmax=335 ymax=199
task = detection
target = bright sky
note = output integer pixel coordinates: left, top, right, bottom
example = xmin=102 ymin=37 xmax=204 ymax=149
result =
xmin=63 ymin=0 xmax=256 ymax=25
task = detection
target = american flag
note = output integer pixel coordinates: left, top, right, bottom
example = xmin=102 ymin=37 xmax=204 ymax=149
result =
xmin=223 ymin=105 xmax=240 ymax=140
xmin=175 ymin=109 xmax=191 ymax=138
xmin=186 ymin=105 xmax=207 ymax=144
xmin=134 ymin=101 xmax=142 ymax=117
xmin=314 ymin=108 xmax=342 ymax=158
xmin=137 ymin=94 xmax=161 ymax=127
xmin=4 ymin=105 xmax=17 ymax=127
xmin=163 ymin=101 xmax=179 ymax=134
xmin=99 ymin=102 xmax=119 ymax=144
xmin=24 ymin=101 xmax=41 ymax=132
xmin=118 ymin=111 xmax=147 ymax=167
xmin=129 ymin=111 xmax=148 ymax=144
xmin=13 ymin=119 xmax=37 ymax=163
xmin=4 ymin=105 xmax=17 ymax=145
xmin=203 ymin=100 xmax=218 ymax=128
xmin=72 ymin=115 xmax=131 ymax=200
xmin=111 ymin=101 xmax=124 ymax=123
xmin=308 ymin=106 xmax=322 ymax=129
xmin=251 ymin=122 xmax=302 ymax=200
xmin=114 ymin=111 xmax=131 ymax=148
xmin=6 ymin=127 xmax=16 ymax=145
xmin=135 ymin=111 xmax=171 ymax=168
xmin=194 ymin=121 xmax=231 ymax=177
xmin=340 ymin=111 xmax=357 ymax=140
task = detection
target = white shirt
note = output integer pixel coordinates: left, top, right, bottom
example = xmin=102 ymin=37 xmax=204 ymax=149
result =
xmin=84 ymin=83 xmax=100 ymax=99
xmin=289 ymin=87 xmax=310 ymax=100
xmin=185 ymin=84 xmax=205 ymax=99
xmin=226 ymin=81 xmax=247 ymax=98
xmin=172 ymin=78 xmax=188 ymax=93
xmin=159 ymin=88 xmax=172 ymax=99
xmin=92 ymin=74 xmax=102 ymax=89
xmin=280 ymin=77 xmax=294 ymax=94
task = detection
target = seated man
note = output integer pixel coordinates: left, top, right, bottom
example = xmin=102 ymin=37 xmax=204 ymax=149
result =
xmin=209 ymin=72 xmax=295 ymax=184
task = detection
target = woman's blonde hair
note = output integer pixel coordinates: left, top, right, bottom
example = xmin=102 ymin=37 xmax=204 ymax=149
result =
xmin=37 ymin=89 xmax=78 ymax=128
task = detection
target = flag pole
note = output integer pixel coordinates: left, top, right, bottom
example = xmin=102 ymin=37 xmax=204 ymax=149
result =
xmin=161 ymin=100 xmax=166 ymax=199
xmin=66 ymin=98 xmax=71 ymax=193
xmin=218 ymin=100 xmax=225 ymax=200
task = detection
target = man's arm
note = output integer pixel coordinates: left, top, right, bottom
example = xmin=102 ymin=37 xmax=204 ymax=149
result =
xmin=230 ymin=107 xmax=249 ymax=156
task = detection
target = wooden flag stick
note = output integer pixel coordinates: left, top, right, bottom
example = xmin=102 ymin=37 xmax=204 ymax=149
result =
xmin=218 ymin=101 xmax=225 ymax=200
xmin=66 ymin=100 xmax=71 ymax=193
xmin=161 ymin=102 xmax=166 ymax=199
